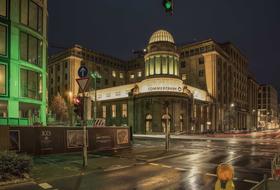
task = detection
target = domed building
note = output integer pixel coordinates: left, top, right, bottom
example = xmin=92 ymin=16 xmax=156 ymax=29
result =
xmin=90 ymin=29 xmax=215 ymax=134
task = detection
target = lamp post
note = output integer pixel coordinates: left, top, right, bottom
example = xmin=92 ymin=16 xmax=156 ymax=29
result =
xmin=229 ymin=103 xmax=235 ymax=131
xmin=90 ymin=71 xmax=102 ymax=124
xmin=68 ymin=91 xmax=73 ymax=126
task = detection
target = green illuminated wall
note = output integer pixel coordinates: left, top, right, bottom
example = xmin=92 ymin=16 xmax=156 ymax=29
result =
xmin=0 ymin=0 xmax=48 ymax=126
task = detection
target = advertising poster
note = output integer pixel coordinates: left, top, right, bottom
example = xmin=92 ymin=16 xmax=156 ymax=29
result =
xmin=67 ymin=130 xmax=88 ymax=148
xmin=9 ymin=130 xmax=20 ymax=151
xmin=40 ymin=130 xmax=53 ymax=151
xmin=116 ymin=129 xmax=129 ymax=145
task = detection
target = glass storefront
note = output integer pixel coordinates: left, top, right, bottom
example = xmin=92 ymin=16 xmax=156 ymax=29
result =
xmin=0 ymin=24 xmax=7 ymax=56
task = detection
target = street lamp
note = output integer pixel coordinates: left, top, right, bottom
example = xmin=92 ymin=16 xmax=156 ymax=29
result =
xmin=90 ymin=71 xmax=102 ymax=124
xmin=67 ymin=91 xmax=73 ymax=126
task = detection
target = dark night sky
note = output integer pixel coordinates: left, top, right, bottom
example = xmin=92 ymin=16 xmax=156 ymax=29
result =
xmin=48 ymin=0 xmax=280 ymax=93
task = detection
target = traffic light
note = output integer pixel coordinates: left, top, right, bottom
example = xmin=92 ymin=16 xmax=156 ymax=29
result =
xmin=73 ymin=96 xmax=84 ymax=119
xmin=162 ymin=0 xmax=173 ymax=14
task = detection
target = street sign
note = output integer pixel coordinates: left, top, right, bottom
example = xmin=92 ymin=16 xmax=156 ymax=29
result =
xmin=76 ymin=77 xmax=89 ymax=92
xmin=78 ymin=66 xmax=88 ymax=78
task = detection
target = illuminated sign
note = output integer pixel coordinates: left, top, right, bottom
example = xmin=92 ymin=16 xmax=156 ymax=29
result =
xmin=139 ymin=78 xmax=184 ymax=93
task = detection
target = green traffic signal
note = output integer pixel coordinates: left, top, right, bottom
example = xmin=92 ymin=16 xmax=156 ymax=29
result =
xmin=164 ymin=1 xmax=172 ymax=9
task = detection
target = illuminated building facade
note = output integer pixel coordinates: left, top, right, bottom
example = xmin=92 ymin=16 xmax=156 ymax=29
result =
xmin=49 ymin=29 xmax=261 ymax=133
xmin=258 ymin=85 xmax=279 ymax=129
xmin=0 ymin=0 xmax=48 ymax=126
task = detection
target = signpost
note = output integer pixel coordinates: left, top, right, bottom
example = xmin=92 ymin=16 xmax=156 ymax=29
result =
xmin=76 ymin=65 xmax=89 ymax=168
xmin=163 ymin=103 xmax=170 ymax=151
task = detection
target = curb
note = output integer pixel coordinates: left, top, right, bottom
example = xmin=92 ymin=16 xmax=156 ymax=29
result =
xmin=0 ymin=178 xmax=34 ymax=189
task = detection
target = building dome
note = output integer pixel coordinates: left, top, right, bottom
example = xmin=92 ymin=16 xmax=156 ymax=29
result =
xmin=149 ymin=30 xmax=175 ymax=44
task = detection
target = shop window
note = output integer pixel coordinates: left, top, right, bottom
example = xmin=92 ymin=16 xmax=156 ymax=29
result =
xmin=146 ymin=114 xmax=152 ymax=133
xmin=0 ymin=64 xmax=6 ymax=94
xmin=122 ymin=104 xmax=127 ymax=118
xmin=0 ymin=25 xmax=6 ymax=56
xmin=102 ymin=105 xmax=106 ymax=118
xmin=111 ymin=104 xmax=116 ymax=118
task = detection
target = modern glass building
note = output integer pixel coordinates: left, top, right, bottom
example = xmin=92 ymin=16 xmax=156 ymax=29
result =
xmin=0 ymin=0 xmax=48 ymax=126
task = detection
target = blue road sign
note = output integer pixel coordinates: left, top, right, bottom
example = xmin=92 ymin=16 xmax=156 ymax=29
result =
xmin=78 ymin=66 xmax=88 ymax=78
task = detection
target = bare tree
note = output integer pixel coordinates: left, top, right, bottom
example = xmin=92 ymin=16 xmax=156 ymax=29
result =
xmin=50 ymin=94 xmax=69 ymax=122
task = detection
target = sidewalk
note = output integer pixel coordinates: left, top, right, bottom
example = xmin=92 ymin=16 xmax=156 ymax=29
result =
xmin=30 ymin=145 xmax=186 ymax=183
xmin=133 ymin=129 xmax=280 ymax=142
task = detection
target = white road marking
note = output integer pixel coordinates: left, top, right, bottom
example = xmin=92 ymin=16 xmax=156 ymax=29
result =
xmin=225 ymin=156 xmax=242 ymax=163
xmin=149 ymin=163 xmax=159 ymax=166
xmin=206 ymin=173 xmax=217 ymax=177
xmin=175 ymin=167 xmax=187 ymax=171
xmin=243 ymin=179 xmax=259 ymax=184
xmin=38 ymin=183 xmax=53 ymax=189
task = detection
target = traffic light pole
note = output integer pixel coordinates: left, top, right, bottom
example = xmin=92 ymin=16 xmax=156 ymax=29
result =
xmin=82 ymin=91 xmax=88 ymax=168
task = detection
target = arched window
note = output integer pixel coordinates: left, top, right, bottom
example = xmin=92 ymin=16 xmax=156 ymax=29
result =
xmin=145 ymin=114 xmax=152 ymax=133
xmin=162 ymin=114 xmax=171 ymax=133
xmin=180 ymin=115 xmax=183 ymax=132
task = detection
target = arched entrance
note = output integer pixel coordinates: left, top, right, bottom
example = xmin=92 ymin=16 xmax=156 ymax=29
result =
xmin=145 ymin=114 xmax=152 ymax=133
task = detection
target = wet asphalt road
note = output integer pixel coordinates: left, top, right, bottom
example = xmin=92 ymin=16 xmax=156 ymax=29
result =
xmin=2 ymin=135 xmax=280 ymax=190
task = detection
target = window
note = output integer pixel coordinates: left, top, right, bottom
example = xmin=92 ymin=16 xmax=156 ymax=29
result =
xmin=122 ymin=104 xmax=127 ymax=118
xmin=112 ymin=104 xmax=116 ymax=118
xmin=199 ymin=57 xmax=204 ymax=64
xmin=112 ymin=70 xmax=116 ymax=77
xmin=65 ymin=74 xmax=67 ymax=80
xmin=138 ymin=71 xmax=142 ymax=77
xmin=20 ymin=69 xmax=42 ymax=100
xmin=162 ymin=56 xmax=168 ymax=74
xmin=169 ymin=56 xmax=174 ymax=75
xmin=102 ymin=105 xmax=106 ymax=118
xmin=182 ymin=74 xmax=187 ymax=81
xmin=130 ymin=74 xmax=135 ymax=79
xmin=20 ymin=0 xmax=43 ymax=33
xmin=174 ymin=58 xmax=178 ymax=76
xmin=180 ymin=61 xmax=186 ymax=68
xmin=20 ymin=32 xmax=42 ymax=66
xmin=119 ymin=72 xmax=124 ymax=79
xmin=149 ymin=57 xmax=154 ymax=75
xmin=0 ymin=64 xmax=6 ymax=94
xmin=0 ymin=0 xmax=7 ymax=17
xmin=199 ymin=70 xmax=204 ymax=77
xmin=64 ymin=62 xmax=68 ymax=68
xmin=0 ymin=25 xmax=6 ymax=56
xmin=105 ymin=79 xmax=108 ymax=85
xmin=155 ymin=56 xmax=161 ymax=74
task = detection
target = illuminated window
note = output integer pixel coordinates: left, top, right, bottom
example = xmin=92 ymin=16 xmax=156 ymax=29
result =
xmin=119 ymin=72 xmax=124 ymax=78
xmin=174 ymin=58 xmax=178 ymax=76
xmin=20 ymin=69 xmax=42 ymax=100
xmin=112 ymin=70 xmax=116 ymax=77
xmin=138 ymin=71 xmax=142 ymax=77
xmin=168 ymin=56 xmax=174 ymax=75
xmin=182 ymin=74 xmax=187 ymax=81
xmin=20 ymin=0 xmax=43 ymax=33
xmin=155 ymin=56 xmax=161 ymax=74
xmin=122 ymin=104 xmax=127 ymax=118
xmin=162 ymin=56 xmax=168 ymax=74
xmin=0 ymin=64 xmax=5 ymax=94
xmin=145 ymin=59 xmax=149 ymax=76
xmin=0 ymin=0 xmax=7 ymax=17
xmin=102 ymin=105 xmax=106 ymax=118
xmin=20 ymin=32 xmax=42 ymax=66
xmin=130 ymin=74 xmax=135 ymax=79
xmin=149 ymin=57 xmax=154 ymax=75
xmin=0 ymin=25 xmax=6 ymax=56
xmin=111 ymin=104 xmax=116 ymax=118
